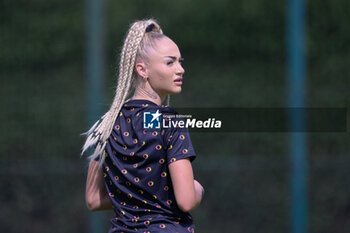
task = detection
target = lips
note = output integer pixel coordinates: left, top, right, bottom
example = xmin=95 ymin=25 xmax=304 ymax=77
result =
xmin=174 ymin=77 xmax=183 ymax=85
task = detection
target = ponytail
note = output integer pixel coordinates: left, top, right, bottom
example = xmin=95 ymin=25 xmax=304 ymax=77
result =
xmin=81 ymin=19 xmax=164 ymax=163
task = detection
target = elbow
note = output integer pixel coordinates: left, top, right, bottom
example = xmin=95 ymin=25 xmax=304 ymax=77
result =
xmin=178 ymin=204 xmax=194 ymax=213
xmin=86 ymin=202 xmax=95 ymax=211
xmin=175 ymin=190 xmax=202 ymax=213
xmin=86 ymin=196 xmax=98 ymax=211
xmin=176 ymin=199 xmax=198 ymax=213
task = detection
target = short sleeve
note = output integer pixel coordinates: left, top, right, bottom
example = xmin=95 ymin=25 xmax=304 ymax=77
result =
xmin=165 ymin=126 xmax=196 ymax=165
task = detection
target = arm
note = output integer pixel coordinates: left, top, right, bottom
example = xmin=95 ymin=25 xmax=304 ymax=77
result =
xmin=168 ymin=158 xmax=204 ymax=212
xmin=85 ymin=160 xmax=113 ymax=211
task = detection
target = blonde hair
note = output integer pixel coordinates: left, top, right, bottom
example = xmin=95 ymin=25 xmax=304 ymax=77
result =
xmin=81 ymin=19 xmax=169 ymax=163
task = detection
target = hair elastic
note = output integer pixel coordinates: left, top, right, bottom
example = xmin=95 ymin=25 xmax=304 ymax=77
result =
xmin=145 ymin=24 xmax=155 ymax=32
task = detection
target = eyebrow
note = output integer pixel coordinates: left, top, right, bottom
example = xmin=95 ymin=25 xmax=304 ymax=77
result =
xmin=164 ymin=56 xmax=184 ymax=62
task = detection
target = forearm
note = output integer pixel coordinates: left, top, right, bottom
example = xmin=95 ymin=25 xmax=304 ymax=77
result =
xmin=169 ymin=159 xmax=204 ymax=212
xmin=177 ymin=179 xmax=203 ymax=212
xmin=192 ymin=179 xmax=204 ymax=210
xmin=85 ymin=160 xmax=113 ymax=211
xmin=87 ymin=190 xmax=113 ymax=211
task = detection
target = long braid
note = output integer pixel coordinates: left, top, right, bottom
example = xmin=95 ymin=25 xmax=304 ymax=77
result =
xmin=81 ymin=19 xmax=163 ymax=163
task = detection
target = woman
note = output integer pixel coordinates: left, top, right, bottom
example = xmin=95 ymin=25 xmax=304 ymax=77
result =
xmin=82 ymin=19 xmax=204 ymax=233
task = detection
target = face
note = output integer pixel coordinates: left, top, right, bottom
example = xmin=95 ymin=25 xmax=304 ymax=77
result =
xmin=144 ymin=37 xmax=185 ymax=98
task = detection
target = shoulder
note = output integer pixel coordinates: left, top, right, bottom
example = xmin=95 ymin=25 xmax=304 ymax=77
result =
xmin=123 ymin=99 xmax=177 ymax=113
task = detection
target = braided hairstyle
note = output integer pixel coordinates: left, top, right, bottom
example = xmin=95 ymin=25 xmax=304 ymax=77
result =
xmin=81 ymin=19 xmax=169 ymax=163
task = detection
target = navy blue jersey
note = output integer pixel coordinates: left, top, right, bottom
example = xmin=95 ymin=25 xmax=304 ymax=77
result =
xmin=101 ymin=99 xmax=196 ymax=233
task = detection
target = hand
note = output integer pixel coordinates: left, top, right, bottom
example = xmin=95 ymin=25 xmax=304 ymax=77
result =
xmin=194 ymin=179 xmax=205 ymax=198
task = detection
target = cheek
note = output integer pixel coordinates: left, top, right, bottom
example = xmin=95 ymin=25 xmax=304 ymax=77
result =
xmin=154 ymin=67 xmax=170 ymax=79
xmin=150 ymin=69 xmax=172 ymax=86
xmin=147 ymin=65 xmax=181 ymax=95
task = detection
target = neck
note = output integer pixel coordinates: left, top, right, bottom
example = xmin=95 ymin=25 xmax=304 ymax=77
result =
xmin=132 ymin=82 xmax=165 ymax=106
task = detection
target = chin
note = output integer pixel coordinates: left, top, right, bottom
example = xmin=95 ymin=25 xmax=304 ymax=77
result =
xmin=163 ymin=87 xmax=182 ymax=96
xmin=172 ymin=87 xmax=182 ymax=94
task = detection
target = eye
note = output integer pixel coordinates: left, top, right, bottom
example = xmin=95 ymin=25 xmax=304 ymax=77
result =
xmin=179 ymin=58 xmax=184 ymax=64
xmin=166 ymin=60 xmax=174 ymax=66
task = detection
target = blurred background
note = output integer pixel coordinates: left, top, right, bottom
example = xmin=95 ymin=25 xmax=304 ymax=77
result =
xmin=1 ymin=0 xmax=349 ymax=232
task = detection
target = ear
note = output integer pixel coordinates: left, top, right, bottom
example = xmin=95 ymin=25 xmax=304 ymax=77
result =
xmin=135 ymin=62 xmax=148 ymax=79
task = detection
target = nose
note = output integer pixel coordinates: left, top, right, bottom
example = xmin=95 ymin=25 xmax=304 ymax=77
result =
xmin=177 ymin=63 xmax=185 ymax=75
